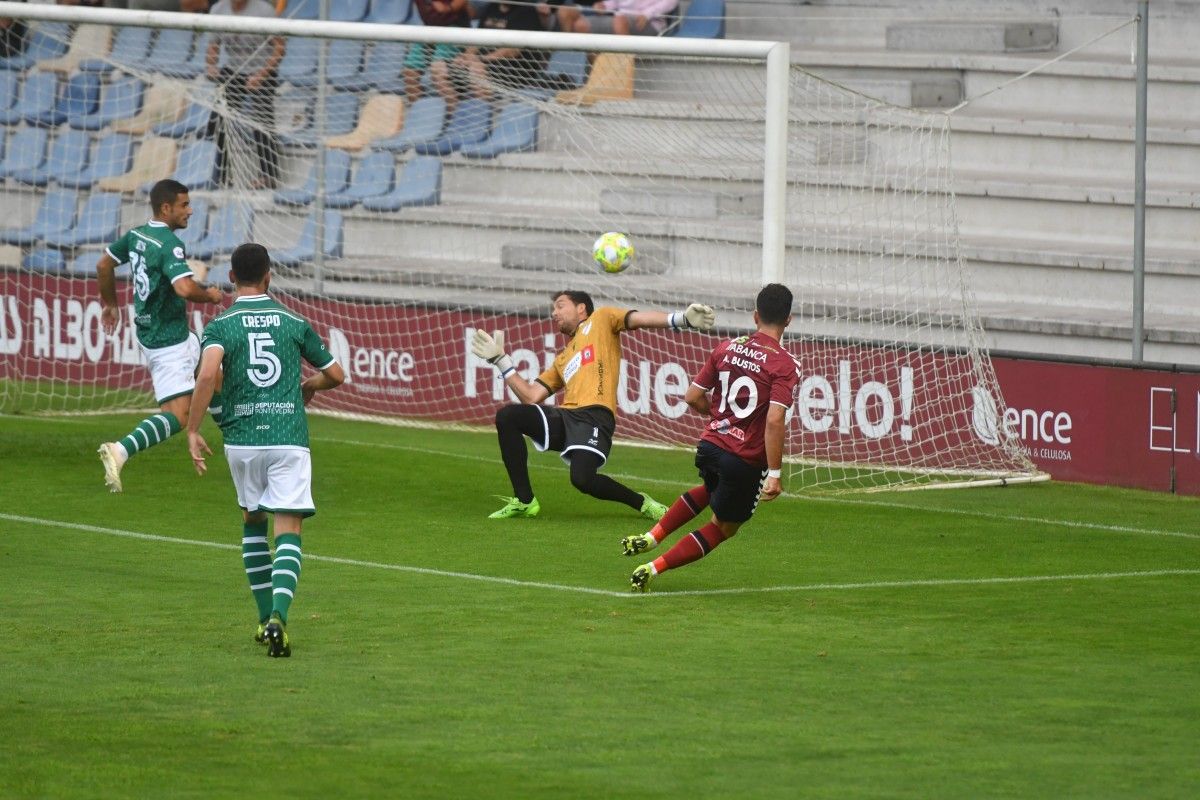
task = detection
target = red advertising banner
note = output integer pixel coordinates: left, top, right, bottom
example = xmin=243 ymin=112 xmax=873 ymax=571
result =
xmin=3 ymin=272 xmax=1198 ymax=494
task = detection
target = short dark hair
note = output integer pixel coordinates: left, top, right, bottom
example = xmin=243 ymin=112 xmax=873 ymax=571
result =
xmin=553 ymin=290 xmax=594 ymax=317
xmin=230 ymin=242 xmax=271 ymax=286
xmin=149 ymin=179 xmax=189 ymax=217
xmin=756 ymin=283 xmax=793 ymax=326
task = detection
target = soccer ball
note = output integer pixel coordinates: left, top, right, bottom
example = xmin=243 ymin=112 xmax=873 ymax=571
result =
xmin=593 ymin=232 xmax=633 ymax=274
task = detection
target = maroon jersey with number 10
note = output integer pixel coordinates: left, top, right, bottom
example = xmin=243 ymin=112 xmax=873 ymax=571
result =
xmin=691 ymin=331 xmax=802 ymax=466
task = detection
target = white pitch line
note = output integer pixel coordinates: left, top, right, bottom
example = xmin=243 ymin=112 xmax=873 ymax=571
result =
xmin=314 ymin=436 xmax=1200 ymax=542
xmin=3 ymin=512 xmax=1198 ymax=599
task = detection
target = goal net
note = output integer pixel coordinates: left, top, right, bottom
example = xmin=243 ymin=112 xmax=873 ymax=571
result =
xmin=0 ymin=3 xmax=1039 ymax=492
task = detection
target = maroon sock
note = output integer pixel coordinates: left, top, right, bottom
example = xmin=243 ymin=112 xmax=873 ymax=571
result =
xmin=649 ymin=485 xmax=710 ymax=543
xmin=654 ymin=522 xmax=729 ymax=572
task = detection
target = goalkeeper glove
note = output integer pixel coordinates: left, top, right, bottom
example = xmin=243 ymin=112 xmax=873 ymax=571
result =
xmin=471 ymin=329 xmax=516 ymax=378
xmin=669 ymin=303 xmax=716 ymax=331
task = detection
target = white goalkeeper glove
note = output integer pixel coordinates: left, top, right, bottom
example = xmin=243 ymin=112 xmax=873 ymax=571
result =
xmin=471 ymin=329 xmax=516 ymax=377
xmin=669 ymin=303 xmax=716 ymax=331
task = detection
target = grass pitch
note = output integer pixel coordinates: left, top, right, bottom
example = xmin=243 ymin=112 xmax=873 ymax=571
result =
xmin=1 ymin=411 xmax=1198 ymax=799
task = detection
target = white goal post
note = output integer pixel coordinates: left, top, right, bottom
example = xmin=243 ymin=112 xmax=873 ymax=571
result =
xmin=0 ymin=1 xmax=1042 ymax=492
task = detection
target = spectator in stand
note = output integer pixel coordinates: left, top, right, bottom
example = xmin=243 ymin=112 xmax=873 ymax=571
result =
xmin=129 ymin=1 xmax=181 ymax=9
xmin=404 ymin=0 xmax=471 ymax=115
xmin=0 ymin=15 xmax=28 ymax=60
xmin=453 ymin=1 xmax=550 ymax=101
xmin=568 ymin=0 xmax=677 ymax=36
xmin=541 ymin=0 xmax=599 ymax=34
xmin=206 ymin=0 xmax=285 ymax=189
xmin=56 ymin=1 xmax=108 ymax=8
xmin=179 ymin=0 xmax=211 ymax=10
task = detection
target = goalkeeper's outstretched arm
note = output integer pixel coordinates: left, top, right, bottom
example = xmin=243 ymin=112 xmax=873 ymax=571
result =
xmin=627 ymin=303 xmax=716 ymax=331
xmin=471 ymin=329 xmax=551 ymax=406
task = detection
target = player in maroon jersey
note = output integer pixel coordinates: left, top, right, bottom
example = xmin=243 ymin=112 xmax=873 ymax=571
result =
xmin=624 ymin=283 xmax=800 ymax=592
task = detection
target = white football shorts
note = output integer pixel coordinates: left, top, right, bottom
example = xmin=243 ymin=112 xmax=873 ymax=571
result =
xmin=224 ymin=446 xmax=316 ymax=517
xmin=141 ymin=332 xmax=200 ymax=404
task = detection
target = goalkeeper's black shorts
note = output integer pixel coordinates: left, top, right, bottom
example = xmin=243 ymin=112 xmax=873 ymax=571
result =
xmin=532 ymin=405 xmax=616 ymax=465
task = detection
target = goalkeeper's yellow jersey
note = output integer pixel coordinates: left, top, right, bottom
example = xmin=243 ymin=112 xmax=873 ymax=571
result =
xmin=536 ymin=306 xmax=629 ymax=415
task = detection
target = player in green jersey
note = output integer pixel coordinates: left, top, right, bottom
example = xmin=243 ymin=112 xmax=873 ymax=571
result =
xmin=96 ymin=179 xmax=226 ymax=493
xmin=188 ymin=242 xmax=344 ymax=657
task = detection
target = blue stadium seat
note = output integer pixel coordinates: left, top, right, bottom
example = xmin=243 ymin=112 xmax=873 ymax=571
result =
xmin=23 ymin=249 xmax=67 ymax=273
xmin=10 ymin=128 xmax=90 ymax=187
xmin=170 ymin=139 xmax=220 ymax=191
xmin=332 ymin=41 xmax=407 ymax=92
xmin=176 ymin=198 xmax=209 ymax=251
xmin=70 ymin=250 xmax=106 ymax=276
xmin=326 ymin=150 xmax=394 ymax=208
xmin=366 ymin=0 xmax=413 ymax=24
xmin=547 ymin=50 xmax=588 ymax=88
xmin=80 ymin=26 xmax=154 ymax=73
xmin=190 ymin=202 xmax=253 ymax=260
xmin=57 ymin=133 xmax=133 ymax=190
xmin=153 ymin=100 xmax=213 ymax=139
xmin=159 ymin=32 xmax=205 ymax=79
xmin=373 ymin=95 xmax=445 ymax=153
xmin=144 ymin=29 xmax=196 ymax=74
xmin=0 ymin=128 xmax=49 ymax=180
xmin=31 ymin=73 xmax=100 ymax=128
xmin=325 ymin=40 xmax=367 ymax=88
xmin=0 ymin=71 xmax=19 ymax=116
xmin=675 ymin=0 xmax=725 ymax=38
xmin=279 ymin=91 xmax=360 ymax=146
xmin=333 ymin=0 xmax=371 ymax=21
xmin=361 ymin=155 xmax=440 ymax=211
xmin=0 ymin=189 xmax=77 ymax=246
xmin=187 ymin=33 xmax=218 ymax=77
xmin=272 ymin=210 xmax=344 ymax=267
xmin=274 ymin=149 xmax=353 ymax=207
xmin=414 ymin=98 xmax=491 ymax=156
xmin=70 ymin=76 xmax=145 ymax=131
xmin=282 ymin=0 xmax=320 ymax=21
xmin=0 ymin=72 xmax=58 ymax=126
xmin=43 ymin=193 xmax=123 ymax=249
xmin=278 ymin=37 xmax=319 ymax=87
xmin=0 ymin=22 xmax=71 ymax=70
xmin=459 ymin=102 xmax=538 ymax=159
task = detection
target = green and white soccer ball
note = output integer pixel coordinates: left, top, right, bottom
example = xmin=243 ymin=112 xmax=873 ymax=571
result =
xmin=593 ymin=232 xmax=634 ymax=274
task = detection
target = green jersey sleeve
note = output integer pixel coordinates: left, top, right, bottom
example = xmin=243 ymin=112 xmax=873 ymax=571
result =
xmin=162 ymin=239 xmax=192 ymax=284
xmin=300 ymin=323 xmax=336 ymax=370
xmin=105 ymin=231 xmax=131 ymax=265
xmin=201 ymin=318 xmax=226 ymax=355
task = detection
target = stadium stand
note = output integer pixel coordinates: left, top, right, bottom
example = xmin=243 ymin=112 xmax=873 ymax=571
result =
xmin=157 ymin=139 xmax=219 ymax=192
xmin=279 ymin=91 xmax=360 ymax=146
xmin=0 ymin=128 xmax=48 ymax=180
xmin=42 ymin=192 xmax=122 ymax=249
xmin=413 ymin=97 xmax=490 ymax=156
xmin=57 ymin=133 xmax=133 ymax=190
xmin=360 ymin=155 xmax=441 ymax=211
xmin=459 ymin=102 xmax=538 ymax=158
xmin=79 ymin=26 xmax=153 ymax=74
xmin=189 ymin=202 xmax=253 ymax=261
xmin=110 ymin=81 xmax=188 ymax=135
xmin=274 ymin=149 xmax=353 ymax=207
xmin=278 ymin=37 xmax=319 ymax=87
xmin=332 ymin=41 xmax=408 ymax=92
xmin=152 ymin=98 xmax=213 ymax=139
xmin=9 ymin=129 xmax=89 ymax=187
xmin=69 ymin=76 xmax=145 ymax=131
xmin=176 ymin=198 xmax=210 ymax=251
xmin=96 ymin=137 xmax=177 ymax=193
xmin=0 ymin=22 xmax=69 ymax=70
xmin=372 ymin=95 xmax=445 ymax=153
xmin=38 ymin=23 xmax=111 ymax=74
xmin=271 ymin=209 xmax=344 ymax=267
xmin=0 ymin=189 xmax=76 ymax=247
xmin=672 ymin=0 xmax=725 ymax=39
xmin=325 ymin=93 xmax=407 ymax=152
xmin=332 ymin=0 xmax=371 ymax=22
xmin=1 ymin=72 xmax=58 ymax=126
xmin=366 ymin=0 xmax=413 ymax=25
xmin=324 ymin=150 xmax=395 ymax=208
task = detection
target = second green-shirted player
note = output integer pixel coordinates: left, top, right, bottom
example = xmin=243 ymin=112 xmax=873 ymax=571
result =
xmin=188 ymin=243 xmax=345 ymax=658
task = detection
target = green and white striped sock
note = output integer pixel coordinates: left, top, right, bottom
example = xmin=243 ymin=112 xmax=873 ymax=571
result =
xmin=271 ymin=534 xmax=302 ymax=623
xmin=117 ymin=412 xmax=181 ymax=459
xmin=242 ymin=520 xmax=273 ymax=624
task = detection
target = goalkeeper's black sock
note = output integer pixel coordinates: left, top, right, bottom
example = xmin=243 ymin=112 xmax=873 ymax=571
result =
xmin=569 ymin=452 xmax=642 ymax=509
xmin=495 ymin=404 xmax=537 ymax=504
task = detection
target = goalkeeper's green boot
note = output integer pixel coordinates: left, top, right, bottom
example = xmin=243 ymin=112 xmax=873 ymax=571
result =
xmin=264 ymin=613 xmax=290 ymax=658
xmin=630 ymin=564 xmax=655 ymax=593
xmin=639 ymin=494 xmax=667 ymax=521
xmin=255 ymin=622 xmax=268 ymax=646
xmin=621 ymin=532 xmax=658 ymax=557
xmin=488 ymin=496 xmax=540 ymax=519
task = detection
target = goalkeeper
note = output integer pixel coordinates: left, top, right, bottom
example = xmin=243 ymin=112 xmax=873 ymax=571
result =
xmin=472 ymin=290 xmax=716 ymax=520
